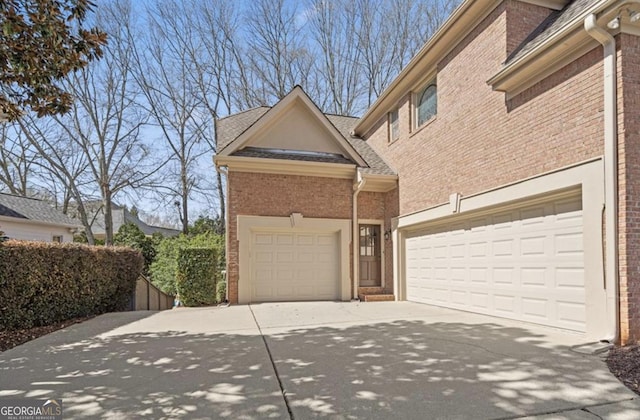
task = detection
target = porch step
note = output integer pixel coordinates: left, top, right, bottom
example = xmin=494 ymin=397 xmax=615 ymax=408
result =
xmin=358 ymin=287 xmax=384 ymax=295
xmin=358 ymin=287 xmax=394 ymax=302
xmin=359 ymin=293 xmax=395 ymax=302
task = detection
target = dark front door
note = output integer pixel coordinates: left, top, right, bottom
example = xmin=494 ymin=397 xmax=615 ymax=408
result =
xmin=359 ymin=224 xmax=381 ymax=287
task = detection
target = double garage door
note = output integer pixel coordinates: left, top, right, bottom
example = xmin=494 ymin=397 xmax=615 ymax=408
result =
xmin=405 ymin=194 xmax=586 ymax=332
xmin=251 ymin=230 xmax=340 ymax=302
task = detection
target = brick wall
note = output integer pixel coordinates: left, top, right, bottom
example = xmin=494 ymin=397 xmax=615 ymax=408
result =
xmin=226 ymin=171 xmax=395 ymax=303
xmin=618 ymin=33 xmax=640 ymax=344
xmin=365 ymin=3 xmax=604 ymax=217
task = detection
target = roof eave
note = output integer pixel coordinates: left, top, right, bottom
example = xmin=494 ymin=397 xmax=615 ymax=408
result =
xmin=487 ymin=0 xmax=615 ymax=95
xmin=216 ymin=155 xmax=358 ymax=179
xmin=0 ymin=214 xmax=82 ymax=229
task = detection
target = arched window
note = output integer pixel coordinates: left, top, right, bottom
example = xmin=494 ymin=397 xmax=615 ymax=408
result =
xmin=416 ymin=83 xmax=437 ymax=127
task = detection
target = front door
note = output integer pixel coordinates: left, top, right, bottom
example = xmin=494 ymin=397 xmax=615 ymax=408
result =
xmin=359 ymin=224 xmax=381 ymax=287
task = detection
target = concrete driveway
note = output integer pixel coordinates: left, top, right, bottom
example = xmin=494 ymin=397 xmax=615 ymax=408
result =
xmin=0 ymin=302 xmax=639 ymax=419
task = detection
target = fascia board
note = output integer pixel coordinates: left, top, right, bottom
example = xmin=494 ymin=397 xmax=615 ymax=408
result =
xmin=216 ymin=155 xmax=357 ymax=179
xmin=488 ymin=0 xmax=611 ymax=93
xmin=0 ymin=214 xmax=82 ymax=229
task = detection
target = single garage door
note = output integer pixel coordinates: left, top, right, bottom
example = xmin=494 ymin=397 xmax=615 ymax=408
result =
xmin=405 ymin=194 xmax=585 ymax=332
xmin=251 ymin=230 xmax=340 ymax=302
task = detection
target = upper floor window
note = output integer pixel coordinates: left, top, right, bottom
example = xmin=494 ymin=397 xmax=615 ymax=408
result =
xmin=415 ymin=82 xmax=437 ymax=128
xmin=388 ymin=108 xmax=399 ymax=142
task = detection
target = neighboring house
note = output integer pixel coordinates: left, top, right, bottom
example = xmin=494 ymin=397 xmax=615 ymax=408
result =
xmin=0 ymin=193 xmax=81 ymax=242
xmin=215 ymin=0 xmax=640 ymax=344
xmin=85 ymin=203 xmax=181 ymax=239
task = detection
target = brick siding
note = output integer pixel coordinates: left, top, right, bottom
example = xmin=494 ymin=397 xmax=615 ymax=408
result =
xmin=618 ymin=34 xmax=640 ymax=343
xmin=362 ymin=2 xmax=640 ymax=342
xmin=226 ymin=171 xmax=395 ymax=303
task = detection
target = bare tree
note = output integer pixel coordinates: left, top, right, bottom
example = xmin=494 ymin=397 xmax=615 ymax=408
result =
xmin=14 ymin=114 xmax=97 ymax=242
xmin=308 ymin=0 xmax=363 ymax=115
xmin=0 ymin=124 xmax=35 ymax=195
xmin=246 ymin=0 xmax=315 ymax=103
xmin=49 ymin=0 xmax=158 ymax=245
xmin=130 ymin=0 xmax=212 ymax=234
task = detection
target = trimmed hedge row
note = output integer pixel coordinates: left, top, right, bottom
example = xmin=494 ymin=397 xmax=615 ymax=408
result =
xmin=176 ymin=247 xmax=217 ymax=307
xmin=0 ymin=240 xmax=143 ymax=330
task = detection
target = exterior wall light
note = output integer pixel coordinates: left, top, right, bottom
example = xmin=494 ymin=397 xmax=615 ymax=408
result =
xmin=607 ymin=16 xmax=621 ymax=29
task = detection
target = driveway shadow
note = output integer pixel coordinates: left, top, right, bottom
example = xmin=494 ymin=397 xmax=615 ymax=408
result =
xmin=0 ymin=310 xmax=635 ymax=419
xmin=0 ymin=311 xmax=286 ymax=419
xmin=265 ymin=320 xmax=635 ymax=419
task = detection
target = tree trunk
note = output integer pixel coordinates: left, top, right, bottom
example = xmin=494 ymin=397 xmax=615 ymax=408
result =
xmin=103 ymin=185 xmax=114 ymax=245
xmin=181 ymin=164 xmax=189 ymax=234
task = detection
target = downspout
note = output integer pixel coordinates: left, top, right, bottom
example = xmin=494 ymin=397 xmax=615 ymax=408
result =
xmin=352 ymin=170 xmax=366 ymax=300
xmin=585 ymin=14 xmax=619 ymax=343
xmin=216 ymin=163 xmax=230 ymax=303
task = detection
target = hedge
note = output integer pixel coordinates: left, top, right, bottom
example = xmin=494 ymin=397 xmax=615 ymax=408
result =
xmin=0 ymin=240 xmax=143 ymax=330
xmin=176 ymin=247 xmax=217 ymax=306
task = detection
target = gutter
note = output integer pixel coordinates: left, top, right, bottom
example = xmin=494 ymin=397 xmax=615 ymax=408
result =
xmin=584 ymin=14 xmax=619 ymax=343
xmin=216 ymin=162 xmax=230 ymax=303
xmin=352 ymin=171 xmax=367 ymax=300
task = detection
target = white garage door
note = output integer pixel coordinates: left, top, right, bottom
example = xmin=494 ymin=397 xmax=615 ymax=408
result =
xmin=251 ymin=230 xmax=340 ymax=302
xmin=405 ymin=194 xmax=585 ymax=332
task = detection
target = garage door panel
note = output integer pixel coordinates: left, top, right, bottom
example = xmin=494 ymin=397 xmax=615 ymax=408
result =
xmin=405 ymin=194 xmax=586 ymax=332
xmin=276 ymin=234 xmax=294 ymax=245
xmin=251 ymin=230 xmax=339 ymax=302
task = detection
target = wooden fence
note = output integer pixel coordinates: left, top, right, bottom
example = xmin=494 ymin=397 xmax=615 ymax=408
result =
xmin=130 ymin=275 xmax=174 ymax=311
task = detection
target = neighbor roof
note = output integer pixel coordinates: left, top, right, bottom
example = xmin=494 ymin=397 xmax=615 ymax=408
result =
xmin=215 ymin=107 xmax=395 ymax=175
xmin=0 ymin=193 xmax=81 ymax=227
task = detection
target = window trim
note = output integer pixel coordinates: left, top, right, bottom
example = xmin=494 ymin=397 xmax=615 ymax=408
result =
xmin=388 ymin=108 xmax=399 ymax=143
xmin=52 ymin=235 xmax=63 ymax=243
xmin=413 ymin=80 xmax=437 ymax=130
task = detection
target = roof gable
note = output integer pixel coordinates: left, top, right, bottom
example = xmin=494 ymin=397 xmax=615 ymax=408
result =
xmin=219 ymin=86 xmax=367 ymax=167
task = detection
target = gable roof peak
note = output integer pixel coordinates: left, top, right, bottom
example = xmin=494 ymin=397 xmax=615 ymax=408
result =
xmin=217 ymin=86 xmax=367 ymax=167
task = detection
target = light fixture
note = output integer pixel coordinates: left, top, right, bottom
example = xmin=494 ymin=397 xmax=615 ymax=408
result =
xmin=384 ymin=229 xmax=392 ymax=241
xmin=629 ymin=9 xmax=640 ymax=23
xmin=607 ymin=16 xmax=620 ymax=29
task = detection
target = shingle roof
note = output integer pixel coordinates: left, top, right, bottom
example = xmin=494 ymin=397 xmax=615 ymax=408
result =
xmin=123 ymin=210 xmax=181 ymax=237
xmin=88 ymin=205 xmax=181 ymax=237
xmin=507 ymin=0 xmax=599 ymax=63
xmin=216 ymin=107 xmax=270 ymax=152
xmin=326 ymin=114 xmax=396 ymax=176
xmin=216 ymin=109 xmax=396 ymax=175
xmin=0 ymin=193 xmax=81 ymax=227
xmin=233 ymin=147 xmax=356 ymax=164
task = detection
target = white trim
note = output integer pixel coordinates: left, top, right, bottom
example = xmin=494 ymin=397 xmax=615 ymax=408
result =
xmin=237 ymin=215 xmax=351 ymax=304
xmin=394 ymin=159 xmax=607 ymax=340
xmin=413 ymin=80 xmax=438 ymax=131
xmin=358 ymin=219 xmax=385 ymax=290
xmin=516 ymin=0 xmax=569 ymax=10
xmin=216 ymin=155 xmax=357 ymax=179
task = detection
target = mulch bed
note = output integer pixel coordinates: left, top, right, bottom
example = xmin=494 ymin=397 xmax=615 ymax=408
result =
xmin=0 ymin=316 xmax=93 ymax=352
xmin=607 ymin=344 xmax=640 ymax=396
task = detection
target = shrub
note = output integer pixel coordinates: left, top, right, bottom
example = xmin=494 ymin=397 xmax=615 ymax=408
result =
xmin=216 ymin=280 xmax=227 ymax=303
xmin=0 ymin=240 xmax=143 ymax=330
xmin=176 ymin=248 xmax=217 ymax=306
xmin=150 ymin=232 xmax=224 ymax=297
xmin=114 ymin=223 xmax=158 ymax=274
